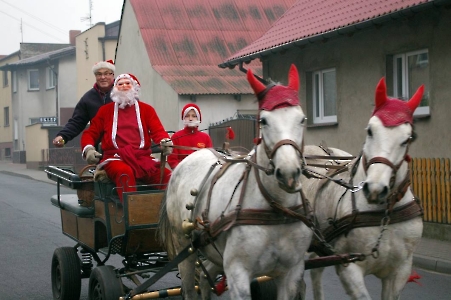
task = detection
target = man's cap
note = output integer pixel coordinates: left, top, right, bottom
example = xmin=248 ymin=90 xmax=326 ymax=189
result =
xmin=92 ymin=59 xmax=115 ymax=74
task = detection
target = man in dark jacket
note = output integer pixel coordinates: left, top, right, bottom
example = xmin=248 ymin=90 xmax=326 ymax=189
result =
xmin=52 ymin=60 xmax=115 ymax=147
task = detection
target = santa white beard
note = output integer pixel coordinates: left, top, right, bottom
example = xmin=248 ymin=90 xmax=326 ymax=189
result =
xmin=184 ymin=120 xmax=200 ymax=127
xmin=111 ymin=88 xmax=138 ymax=109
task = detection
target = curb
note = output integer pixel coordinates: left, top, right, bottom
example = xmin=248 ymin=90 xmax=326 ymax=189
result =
xmin=413 ymin=255 xmax=451 ymax=275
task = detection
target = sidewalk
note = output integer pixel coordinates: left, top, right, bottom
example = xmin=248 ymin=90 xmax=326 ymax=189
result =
xmin=0 ymin=160 xmax=450 ymax=275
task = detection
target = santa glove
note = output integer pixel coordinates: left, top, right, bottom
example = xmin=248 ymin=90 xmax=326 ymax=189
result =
xmin=160 ymin=138 xmax=173 ymax=156
xmin=85 ymin=146 xmax=102 ymax=164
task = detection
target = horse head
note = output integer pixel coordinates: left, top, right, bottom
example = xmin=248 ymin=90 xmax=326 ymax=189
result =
xmin=362 ymin=78 xmax=424 ymax=204
xmin=247 ymin=64 xmax=306 ymax=193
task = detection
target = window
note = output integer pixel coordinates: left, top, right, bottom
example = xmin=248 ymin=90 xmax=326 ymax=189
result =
xmin=393 ymin=49 xmax=430 ymax=116
xmin=4 ymin=148 xmax=11 ymax=157
xmin=312 ymin=68 xmax=337 ymax=124
xmin=46 ymin=67 xmax=56 ymax=89
xmin=28 ymin=69 xmax=39 ymax=90
xmin=2 ymin=70 xmax=8 ymax=87
xmin=12 ymin=71 xmax=17 ymax=93
xmin=4 ymin=107 xmax=9 ymax=127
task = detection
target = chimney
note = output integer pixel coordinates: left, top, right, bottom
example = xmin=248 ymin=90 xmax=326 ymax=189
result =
xmin=69 ymin=30 xmax=81 ymax=45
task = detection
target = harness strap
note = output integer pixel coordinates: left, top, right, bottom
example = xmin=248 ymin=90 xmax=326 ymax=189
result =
xmin=319 ymin=199 xmax=423 ymax=244
xmin=209 ymin=204 xmax=306 ymax=238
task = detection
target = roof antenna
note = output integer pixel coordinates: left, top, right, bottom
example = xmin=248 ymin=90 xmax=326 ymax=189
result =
xmin=81 ymin=0 xmax=93 ymax=28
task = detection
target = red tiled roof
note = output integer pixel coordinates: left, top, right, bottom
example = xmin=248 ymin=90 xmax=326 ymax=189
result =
xmin=130 ymin=0 xmax=297 ymax=94
xmin=221 ymin=0 xmax=439 ymax=67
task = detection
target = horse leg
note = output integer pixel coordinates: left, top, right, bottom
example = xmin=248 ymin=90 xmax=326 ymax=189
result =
xmin=273 ymin=266 xmax=305 ymax=300
xmin=310 ymin=255 xmax=326 ymax=300
xmin=336 ymin=264 xmax=371 ymax=300
xmin=224 ymin=266 xmax=252 ymax=300
xmin=381 ymin=257 xmax=413 ymax=300
xmin=178 ymin=254 xmax=198 ymax=300
xmin=199 ymin=261 xmax=222 ymax=300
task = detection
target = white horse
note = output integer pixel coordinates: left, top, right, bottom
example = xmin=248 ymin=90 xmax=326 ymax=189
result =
xmin=303 ymin=78 xmax=424 ymax=300
xmin=159 ymin=65 xmax=313 ymax=300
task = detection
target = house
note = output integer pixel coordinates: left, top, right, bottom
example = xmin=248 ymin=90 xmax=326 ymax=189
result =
xmin=0 ymin=44 xmax=77 ymax=166
xmin=220 ymin=0 xmax=451 ymax=159
xmin=0 ymin=52 xmax=20 ymax=161
xmin=0 ymin=20 xmax=120 ymax=169
xmin=114 ymin=0 xmax=297 ymax=136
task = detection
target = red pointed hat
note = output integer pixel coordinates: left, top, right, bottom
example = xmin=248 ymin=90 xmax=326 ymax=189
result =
xmin=114 ymin=73 xmax=141 ymax=87
xmin=182 ymin=103 xmax=201 ymax=121
xmin=247 ymin=64 xmax=300 ymax=111
xmin=372 ymin=78 xmax=424 ymax=127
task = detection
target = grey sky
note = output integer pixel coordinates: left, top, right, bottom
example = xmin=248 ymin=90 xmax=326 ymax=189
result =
xmin=0 ymin=0 xmax=123 ymax=55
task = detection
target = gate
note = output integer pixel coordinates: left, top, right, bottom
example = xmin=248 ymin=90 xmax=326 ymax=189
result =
xmin=209 ymin=118 xmax=257 ymax=154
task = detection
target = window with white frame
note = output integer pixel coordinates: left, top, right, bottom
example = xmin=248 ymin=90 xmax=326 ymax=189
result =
xmin=312 ymin=68 xmax=337 ymax=124
xmin=393 ymin=49 xmax=429 ymax=116
xmin=46 ymin=66 xmax=56 ymax=89
xmin=28 ymin=69 xmax=39 ymax=90
xmin=12 ymin=71 xmax=17 ymax=93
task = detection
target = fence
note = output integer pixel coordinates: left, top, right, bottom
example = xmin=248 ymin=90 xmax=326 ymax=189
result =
xmin=410 ymin=158 xmax=451 ymax=224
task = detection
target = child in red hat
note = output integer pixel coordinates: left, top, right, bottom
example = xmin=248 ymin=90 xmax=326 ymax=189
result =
xmin=167 ymin=103 xmax=213 ymax=169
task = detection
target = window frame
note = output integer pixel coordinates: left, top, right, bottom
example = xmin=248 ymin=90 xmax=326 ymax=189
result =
xmin=2 ymin=70 xmax=8 ymax=87
xmin=312 ymin=68 xmax=338 ymax=124
xmin=46 ymin=66 xmax=56 ymax=89
xmin=393 ymin=49 xmax=429 ymax=116
xmin=27 ymin=69 xmax=40 ymax=91
xmin=3 ymin=107 xmax=9 ymax=127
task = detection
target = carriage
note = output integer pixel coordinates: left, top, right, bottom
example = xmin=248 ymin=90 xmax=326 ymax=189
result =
xmin=46 ymin=65 xmax=424 ymax=300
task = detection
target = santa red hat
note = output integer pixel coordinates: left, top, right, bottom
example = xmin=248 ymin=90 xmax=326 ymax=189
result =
xmin=92 ymin=59 xmax=115 ymax=74
xmin=182 ymin=103 xmax=201 ymax=122
xmin=114 ymin=73 xmax=141 ymax=87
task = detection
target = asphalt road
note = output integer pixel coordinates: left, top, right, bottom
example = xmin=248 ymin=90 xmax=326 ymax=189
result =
xmin=0 ymin=173 xmax=449 ymax=299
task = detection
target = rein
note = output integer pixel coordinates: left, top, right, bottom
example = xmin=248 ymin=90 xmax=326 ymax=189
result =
xmin=305 ymin=144 xmax=423 ymax=258
xmin=190 ymin=138 xmax=314 ymax=238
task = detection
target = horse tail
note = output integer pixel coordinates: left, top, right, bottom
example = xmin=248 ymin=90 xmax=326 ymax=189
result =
xmin=157 ymin=191 xmax=177 ymax=260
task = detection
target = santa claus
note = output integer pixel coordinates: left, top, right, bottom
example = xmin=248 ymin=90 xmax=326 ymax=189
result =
xmin=81 ymin=73 xmax=173 ymax=201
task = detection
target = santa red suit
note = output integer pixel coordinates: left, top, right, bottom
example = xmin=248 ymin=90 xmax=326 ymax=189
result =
xmin=81 ymin=74 xmax=171 ymax=201
xmin=167 ymin=103 xmax=213 ymax=169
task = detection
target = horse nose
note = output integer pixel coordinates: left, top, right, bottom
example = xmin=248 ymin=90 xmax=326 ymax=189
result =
xmin=363 ymin=182 xmax=389 ymax=203
xmin=275 ymin=167 xmax=301 ymax=189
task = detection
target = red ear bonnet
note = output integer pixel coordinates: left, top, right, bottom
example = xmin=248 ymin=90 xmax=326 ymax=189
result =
xmin=247 ymin=64 xmax=301 ymax=111
xmin=372 ymin=77 xmax=424 ymax=126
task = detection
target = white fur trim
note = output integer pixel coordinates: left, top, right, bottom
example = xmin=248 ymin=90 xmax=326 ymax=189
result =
xmin=92 ymin=61 xmax=115 ymax=74
xmin=183 ymin=106 xmax=200 ymax=121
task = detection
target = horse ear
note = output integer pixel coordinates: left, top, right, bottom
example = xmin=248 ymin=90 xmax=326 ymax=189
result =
xmin=407 ymin=85 xmax=424 ymax=112
xmin=375 ymin=77 xmax=387 ymax=109
xmin=247 ymin=68 xmax=266 ymax=95
xmin=288 ymin=64 xmax=299 ymax=92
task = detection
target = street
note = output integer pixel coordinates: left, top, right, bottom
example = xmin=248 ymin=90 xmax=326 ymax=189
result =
xmin=0 ymin=172 xmax=449 ymax=299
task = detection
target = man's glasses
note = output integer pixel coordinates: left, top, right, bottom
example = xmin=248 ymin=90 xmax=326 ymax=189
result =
xmin=95 ymin=72 xmax=114 ymax=77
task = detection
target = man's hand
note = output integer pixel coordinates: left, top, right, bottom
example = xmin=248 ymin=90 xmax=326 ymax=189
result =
xmin=85 ymin=146 xmax=102 ymax=164
xmin=160 ymin=138 xmax=173 ymax=156
xmin=53 ymin=136 xmax=65 ymax=148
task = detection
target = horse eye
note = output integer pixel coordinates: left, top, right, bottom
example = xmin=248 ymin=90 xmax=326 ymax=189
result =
xmin=259 ymin=118 xmax=267 ymax=126
xmin=300 ymin=117 xmax=306 ymax=125
xmin=401 ymin=135 xmax=415 ymax=146
xmin=367 ymin=127 xmax=373 ymax=137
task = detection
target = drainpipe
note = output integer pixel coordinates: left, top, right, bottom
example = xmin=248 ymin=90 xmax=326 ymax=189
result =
xmin=47 ymin=60 xmax=58 ymax=124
